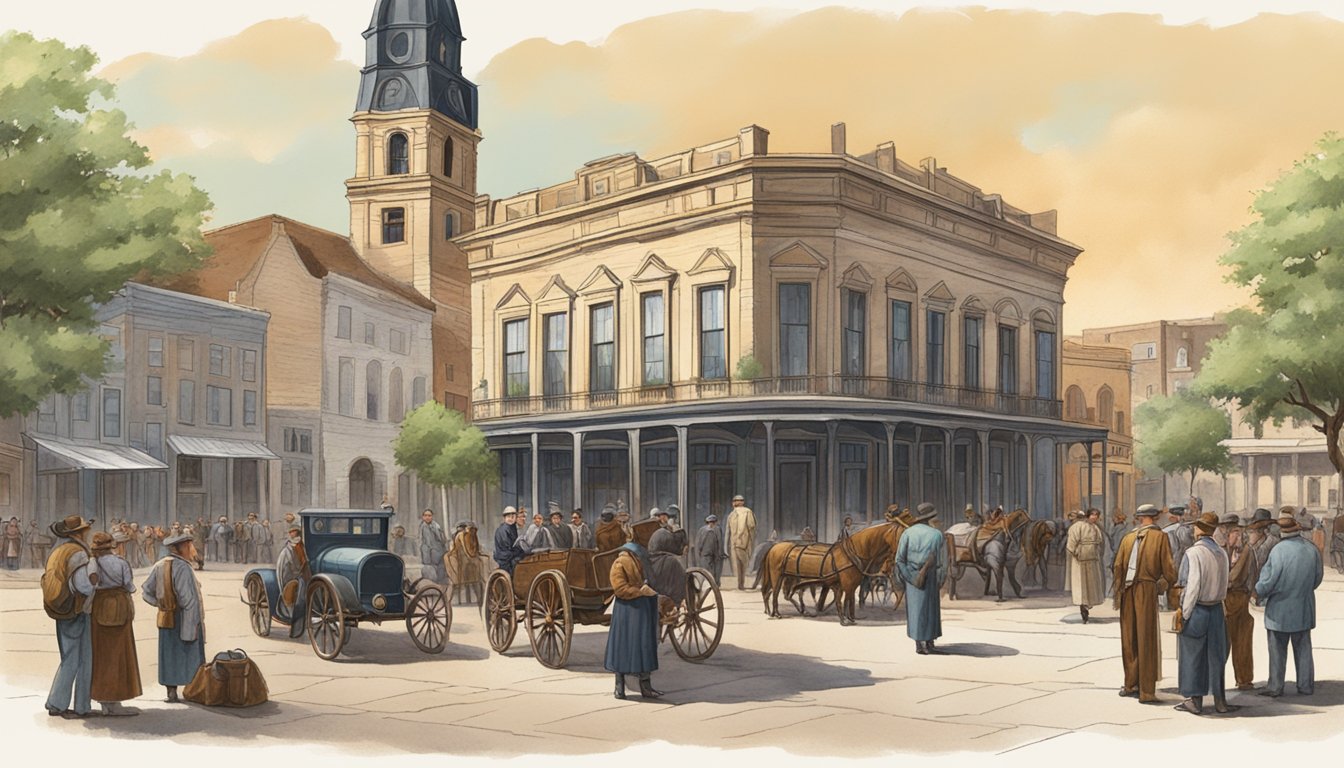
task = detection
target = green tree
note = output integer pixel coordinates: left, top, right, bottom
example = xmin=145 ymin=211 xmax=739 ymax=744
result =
xmin=1197 ymin=133 xmax=1344 ymax=483
xmin=1133 ymin=392 xmax=1234 ymax=495
xmin=393 ymin=402 xmax=499 ymax=512
xmin=0 ymin=32 xmax=212 ymax=417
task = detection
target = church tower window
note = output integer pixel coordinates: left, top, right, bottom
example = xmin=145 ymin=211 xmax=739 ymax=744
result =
xmin=443 ymin=137 xmax=454 ymax=177
xmin=382 ymin=208 xmax=406 ymax=244
xmin=388 ymin=133 xmax=409 ymax=175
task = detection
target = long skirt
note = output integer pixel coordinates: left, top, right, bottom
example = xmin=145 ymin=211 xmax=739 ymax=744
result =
xmin=605 ymin=595 xmax=659 ymax=675
xmin=1178 ymin=603 xmax=1228 ymax=699
xmin=157 ymin=624 xmax=206 ymax=686
xmin=90 ymin=594 xmax=142 ymax=702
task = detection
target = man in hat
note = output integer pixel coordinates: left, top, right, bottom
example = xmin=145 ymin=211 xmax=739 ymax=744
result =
xmin=895 ymin=503 xmax=948 ymax=654
xmin=419 ymin=508 xmax=449 ymax=585
xmin=697 ymin=514 xmax=726 ymax=585
xmin=89 ymin=531 xmax=140 ymax=716
xmin=43 ymin=515 xmax=98 ymax=718
xmin=1247 ymin=509 xmax=1277 ymax=582
xmin=390 ymin=523 xmax=409 ymax=555
xmin=1066 ymin=509 xmax=1105 ymax=623
xmin=664 ymin=504 xmax=683 ymax=532
xmin=492 ymin=507 xmax=523 ymax=574
xmin=596 ymin=509 xmax=625 ymax=552
xmin=570 ymin=509 xmax=595 ymax=550
xmin=208 ymin=515 xmax=231 ymax=563
xmin=1254 ymin=512 xmax=1324 ymax=697
xmin=1174 ymin=512 xmax=1234 ymax=715
xmin=141 ymin=531 xmax=205 ymax=703
xmin=1113 ymin=504 xmax=1177 ymax=703
xmin=1221 ymin=512 xmax=1260 ymax=691
xmin=726 ymin=494 xmax=756 ymax=591
xmin=963 ymin=504 xmax=983 ymax=526
xmin=257 ymin=519 xmax=275 ymax=563
xmin=546 ymin=503 xmax=574 ymax=549
xmin=241 ymin=512 xmax=262 ymax=563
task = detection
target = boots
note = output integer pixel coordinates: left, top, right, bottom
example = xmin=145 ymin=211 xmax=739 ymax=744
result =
xmin=1213 ymin=696 xmax=1239 ymax=714
xmin=1080 ymin=606 xmax=1090 ymax=624
xmin=165 ymin=686 xmax=180 ymax=704
xmin=638 ymin=674 xmax=663 ymax=699
xmin=614 ymin=674 xmax=627 ymax=700
xmin=916 ymin=641 xmax=928 ymax=655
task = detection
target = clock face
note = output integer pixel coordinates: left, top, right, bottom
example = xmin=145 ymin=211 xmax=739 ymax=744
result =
xmin=389 ymin=32 xmax=410 ymax=61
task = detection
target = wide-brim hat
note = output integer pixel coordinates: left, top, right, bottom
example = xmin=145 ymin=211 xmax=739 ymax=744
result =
xmin=1248 ymin=508 xmax=1273 ymax=529
xmin=50 ymin=515 xmax=93 ymax=538
xmin=1193 ymin=512 xmax=1220 ymax=535
xmin=1219 ymin=513 xmax=1242 ymax=527
xmin=1277 ymin=516 xmax=1301 ymax=535
xmin=163 ymin=532 xmax=194 ymax=548
xmin=1135 ymin=504 xmax=1161 ymax=520
xmin=502 ymin=506 xmax=517 ymax=517
xmin=913 ymin=503 xmax=938 ymax=522
xmin=90 ymin=532 xmax=116 ymax=552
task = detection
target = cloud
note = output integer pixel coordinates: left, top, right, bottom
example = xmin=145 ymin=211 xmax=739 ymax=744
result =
xmin=102 ymin=9 xmax=1344 ymax=331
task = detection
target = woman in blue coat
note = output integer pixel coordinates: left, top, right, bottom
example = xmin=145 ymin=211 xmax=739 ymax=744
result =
xmin=895 ymin=503 xmax=949 ymax=655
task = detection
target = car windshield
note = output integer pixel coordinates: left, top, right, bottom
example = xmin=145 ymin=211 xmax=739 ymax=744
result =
xmin=306 ymin=516 xmax=383 ymax=535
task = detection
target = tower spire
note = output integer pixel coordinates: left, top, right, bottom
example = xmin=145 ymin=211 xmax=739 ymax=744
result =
xmin=355 ymin=0 xmax=477 ymax=128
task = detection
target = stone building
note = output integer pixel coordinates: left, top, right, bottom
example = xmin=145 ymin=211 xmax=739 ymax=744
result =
xmin=459 ymin=123 xmax=1106 ymax=538
xmin=17 ymin=282 xmax=273 ymax=528
xmin=1060 ymin=339 xmax=1135 ymax=515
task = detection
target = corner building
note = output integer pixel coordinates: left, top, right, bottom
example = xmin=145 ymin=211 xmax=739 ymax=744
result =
xmin=461 ymin=125 xmax=1106 ymax=538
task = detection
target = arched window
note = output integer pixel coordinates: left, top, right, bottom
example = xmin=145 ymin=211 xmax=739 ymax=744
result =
xmin=388 ymin=133 xmax=409 ymax=175
xmin=443 ymin=137 xmax=454 ymax=177
xmin=366 ymin=360 xmax=382 ymax=420
xmin=1176 ymin=346 xmax=1189 ymax=369
xmin=1064 ymin=386 xmax=1087 ymax=421
xmin=388 ymin=367 xmax=404 ymax=422
xmin=1097 ymin=386 xmax=1115 ymax=429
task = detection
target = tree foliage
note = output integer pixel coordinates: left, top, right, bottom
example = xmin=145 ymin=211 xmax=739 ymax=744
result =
xmin=0 ymin=32 xmax=212 ymax=416
xmin=1133 ymin=392 xmax=1234 ymax=493
xmin=393 ymin=402 xmax=499 ymax=490
xmin=1196 ymin=133 xmax=1344 ymax=475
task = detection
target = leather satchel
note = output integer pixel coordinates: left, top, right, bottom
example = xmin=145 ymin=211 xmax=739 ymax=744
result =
xmin=93 ymin=590 xmax=133 ymax=627
xmin=156 ymin=559 xmax=178 ymax=629
xmin=184 ymin=649 xmax=270 ymax=708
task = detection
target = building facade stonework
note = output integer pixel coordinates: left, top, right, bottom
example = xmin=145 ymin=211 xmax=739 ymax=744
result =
xmin=1061 ymin=339 xmax=1135 ymax=516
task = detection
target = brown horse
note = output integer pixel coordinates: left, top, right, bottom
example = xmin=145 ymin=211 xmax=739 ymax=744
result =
xmin=759 ymin=518 xmax=907 ymax=626
xmin=445 ymin=525 xmax=486 ymax=605
xmin=1021 ymin=519 xmax=1059 ymax=589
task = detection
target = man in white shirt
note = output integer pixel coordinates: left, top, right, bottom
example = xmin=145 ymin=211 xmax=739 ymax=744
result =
xmin=1174 ymin=511 xmax=1234 ymax=715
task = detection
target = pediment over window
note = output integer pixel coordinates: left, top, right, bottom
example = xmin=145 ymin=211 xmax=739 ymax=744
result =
xmin=924 ymin=281 xmax=955 ymax=304
xmin=885 ymin=267 xmax=917 ymax=294
xmin=962 ymin=295 xmax=987 ymax=314
xmin=495 ymin=283 xmax=532 ymax=311
xmin=688 ymin=247 xmax=736 ymax=279
xmin=768 ymin=241 xmax=828 ymax=270
xmin=839 ymin=263 xmax=874 ymax=291
xmin=631 ymin=253 xmax=677 ymax=284
xmin=579 ymin=265 xmax=622 ymax=295
xmin=536 ymin=275 xmax=576 ymax=304
xmin=994 ymin=297 xmax=1024 ymax=322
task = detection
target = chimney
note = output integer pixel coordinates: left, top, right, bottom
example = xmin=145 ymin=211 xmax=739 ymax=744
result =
xmin=831 ymin=122 xmax=847 ymax=156
xmin=739 ymin=125 xmax=770 ymax=157
xmin=875 ymin=141 xmax=896 ymax=173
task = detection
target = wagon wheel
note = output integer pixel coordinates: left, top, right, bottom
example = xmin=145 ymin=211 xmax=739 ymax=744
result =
xmin=245 ymin=572 xmax=271 ymax=638
xmin=406 ymin=584 xmax=451 ymax=654
xmin=306 ymin=579 xmax=347 ymax=661
xmin=524 ymin=569 xmax=572 ymax=669
xmin=485 ymin=570 xmax=519 ymax=652
xmin=671 ymin=567 xmax=724 ymax=662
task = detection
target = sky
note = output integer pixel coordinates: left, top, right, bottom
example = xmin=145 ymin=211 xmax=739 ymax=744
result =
xmin=7 ymin=1 xmax=1344 ymax=332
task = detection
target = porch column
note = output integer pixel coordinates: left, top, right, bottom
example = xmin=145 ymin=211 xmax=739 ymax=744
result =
xmin=885 ymin=423 xmax=896 ymax=516
xmin=1293 ymin=452 xmax=1303 ymax=507
xmin=676 ymin=425 xmax=688 ymax=516
xmin=627 ymin=428 xmax=642 ymax=517
xmin=827 ymin=422 xmax=841 ymax=540
xmin=764 ymin=421 xmax=777 ymax=535
xmin=226 ymin=459 xmax=235 ymax=518
xmin=530 ymin=432 xmax=540 ymax=515
xmin=571 ymin=432 xmax=583 ymax=515
xmin=1025 ymin=435 xmax=1035 ymax=514
xmin=913 ymin=426 xmax=924 ymax=504
xmin=1100 ymin=439 xmax=1109 ymax=514
xmin=978 ymin=430 xmax=990 ymax=515
xmin=1085 ymin=440 xmax=1094 ymax=510
xmin=1272 ymin=456 xmax=1281 ymax=508
xmin=1244 ymin=456 xmax=1256 ymax=511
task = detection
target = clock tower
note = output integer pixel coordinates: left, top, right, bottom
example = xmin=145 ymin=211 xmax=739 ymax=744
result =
xmin=347 ymin=0 xmax=477 ymax=412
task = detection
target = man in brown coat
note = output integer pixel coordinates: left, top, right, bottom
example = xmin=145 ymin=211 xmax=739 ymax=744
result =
xmin=1113 ymin=504 xmax=1177 ymax=703
xmin=595 ymin=510 xmax=626 ymax=552
xmin=1217 ymin=513 xmax=1258 ymax=690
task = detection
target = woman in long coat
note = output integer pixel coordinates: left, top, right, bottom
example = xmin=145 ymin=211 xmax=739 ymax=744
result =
xmin=606 ymin=541 xmax=662 ymax=700
xmin=141 ymin=533 xmax=206 ymax=703
xmin=894 ymin=504 xmax=948 ymax=654
xmin=1066 ymin=510 xmax=1106 ymax=622
xmin=89 ymin=532 xmax=141 ymax=715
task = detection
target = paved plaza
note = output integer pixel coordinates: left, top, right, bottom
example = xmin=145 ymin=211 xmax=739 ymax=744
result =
xmin=2 ymin=562 xmax=1342 ymax=759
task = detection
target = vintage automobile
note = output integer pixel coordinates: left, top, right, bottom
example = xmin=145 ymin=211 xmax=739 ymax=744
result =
xmin=241 ymin=508 xmax=451 ymax=660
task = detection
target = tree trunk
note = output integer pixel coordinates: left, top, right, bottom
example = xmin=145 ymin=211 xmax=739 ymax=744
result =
xmin=441 ymin=485 xmax=449 ymax=525
xmin=1189 ymin=468 xmax=1200 ymax=501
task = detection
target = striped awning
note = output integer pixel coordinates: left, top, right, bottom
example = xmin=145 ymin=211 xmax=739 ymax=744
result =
xmin=167 ymin=435 xmax=279 ymax=460
xmin=29 ymin=435 xmax=167 ymax=471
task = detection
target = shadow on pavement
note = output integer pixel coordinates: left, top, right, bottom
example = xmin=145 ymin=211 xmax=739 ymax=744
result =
xmin=933 ymin=642 xmax=1020 ymax=658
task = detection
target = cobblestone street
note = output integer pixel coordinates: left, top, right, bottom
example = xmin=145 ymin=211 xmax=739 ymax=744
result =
xmin=3 ymin=563 xmax=1343 ymax=761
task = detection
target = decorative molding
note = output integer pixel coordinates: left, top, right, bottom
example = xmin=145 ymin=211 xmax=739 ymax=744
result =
xmin=495 ymin=283 xmax=532 ymax=311
xmin=885 ymin=267 xmax=918 ymax=294
xmin=993 ymin=296 xmax=1023 ymax=322
xmin=924 ymin=280 xmax=955 ymax=305
xmin=839 ymin=263 xmax=874 ymax=292
xmin=688 ymin=247 xmax=736 ymax=279
xmin=961 ymin=294 xmax=987 ymax=314
xmin=578 ymin=264 xmax=622 ymax=295
xmin=630 ymin=253 xmax=678 ymax=285
xmin=536 ymin=275 xmax=576 ymax=304
xmin=768 ymin=241 xmax=828 ymax=270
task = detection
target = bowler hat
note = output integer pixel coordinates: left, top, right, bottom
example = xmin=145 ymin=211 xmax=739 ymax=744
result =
xmin=1193 ymin=512 xmax=1219 ymax=535
xmin=1277 ymin=515 xmax=1301 ymax=535
xmin=913 ymin=502 xmax=938 ymax=523
xmin=163 ymin=532 xmax=194 ymax=548
xmin=1219 ymin=513 xmax=1241 ymax=527
xmin=49 ymin=515 xmax=93 ymax=538
xmin=1135 ymin=504 xmax=1160 ymax=519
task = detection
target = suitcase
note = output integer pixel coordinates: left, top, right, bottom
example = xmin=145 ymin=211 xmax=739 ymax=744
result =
xmin=183 ymin=649 xmax=270 ymax=707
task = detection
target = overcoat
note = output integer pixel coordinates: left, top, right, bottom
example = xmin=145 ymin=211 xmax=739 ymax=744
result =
xmin=595 ymin=520 xmax=626 ymax=552
xmin=141 ymin=554 xmax=206 ymax=686
xmin=1254 ymin=535 xmax=1324 ymax=633
xmin=604 ymin=543 xmax=659 ymax=675
xmin=1112 ymin=524 xmax=1176 ymax=698
xmin=1066 ymin=521 xmax=1106 ymax=607
xmin=894 ymin=522 xmax=947 ymax=642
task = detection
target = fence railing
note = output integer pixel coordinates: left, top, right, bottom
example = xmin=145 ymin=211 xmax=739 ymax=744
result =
xmin=473 ymin=375 xmax=1063 ymax=421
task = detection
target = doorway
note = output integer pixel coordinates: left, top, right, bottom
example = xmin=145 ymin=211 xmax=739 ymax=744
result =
xmin=349 ymin=458 xmax=375 ymax=509
xmin=777 ymin=459 xmax=817 ymax=538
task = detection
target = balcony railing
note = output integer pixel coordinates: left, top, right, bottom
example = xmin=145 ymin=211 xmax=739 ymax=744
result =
xmin=474 ymin=375 xmax=1063 ymax=422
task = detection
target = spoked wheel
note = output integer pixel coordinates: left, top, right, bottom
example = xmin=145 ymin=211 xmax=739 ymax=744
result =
xmin=245 ymin=573 xmax=271 ymax=637
xmin=671 ymin=567 xmax=724 ymax=662
xmin=524 ymin=569 xmax=572 ymax=669
xmin=306 ymin=578 xmax=347 ymax=661
xmin=485 ymin=570 xmax=518 ymax=653
xmin=406 ymin=585 xmax=451 ymax=653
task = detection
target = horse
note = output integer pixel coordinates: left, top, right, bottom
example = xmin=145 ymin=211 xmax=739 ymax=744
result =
xmin=945 ymin=508 xmax=1031 ymax=601
xmin=760 ymin=513 xmax=909 ymax=626
xmin=445 ymin=525 xmax=486 ymax=605
xmin=1021 ymin=519 xmax=1059 ymax=589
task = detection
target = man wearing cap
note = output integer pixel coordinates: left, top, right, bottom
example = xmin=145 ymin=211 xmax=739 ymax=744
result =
xmin=419 ymin=509 xmax=449 ymax=585
xmin=895 ymin=503 xmax=948 ymax=654
xmin=141 ymin=530 xmax=205 ymax=703
xmin=1113 ymin=504 xmax=1177 ymax=703
xmin=1255 ymin=512 xmax=1324 ymax=697
xmin=570 ymin=510 xmax=595 ymax=550
xmin=276 ymin=522 xmax=309 ymax=637
xmin=1066 ymin=509 xmax=1105 ymax=623
xmin=546 ymin=503 xmax=574 ymax=550
xmin=208 ymin=516 xmax=231 ymax=563
xmin=697 ymin=514 xmax=726 ymax=585
xmin=726 ymin=494 xmax=756 ymax=591
xmin=493 ymin=507 xmax=523 ymax=574
xmin=89 ymin=531 xmax=141 ymax=716
xmin=596 ymin=509 xmax=625 ymax=552
xmin=665 ymin=504 xmax=683 ymax=532
xmin=43 ymin=515 xmax=98 ymax=718
xmin=1174 ymin=512 xmax=1233 ymax=715
xmin=1221 ymin=512 xmax=1260 ymax=691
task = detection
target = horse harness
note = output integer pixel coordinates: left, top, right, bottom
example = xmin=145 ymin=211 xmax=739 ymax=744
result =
xmin=782 ymin=524 xmax=892 ymax=589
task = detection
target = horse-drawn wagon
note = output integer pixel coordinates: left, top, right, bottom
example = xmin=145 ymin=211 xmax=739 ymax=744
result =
xmin=241 ymin=509 xmax=452 ymax=660
xmin=484 ymin=519 xmax=724 ymax=669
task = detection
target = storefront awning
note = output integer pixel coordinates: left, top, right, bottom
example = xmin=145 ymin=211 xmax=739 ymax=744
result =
xmin=29 ymin=435 xmax=167 ymax=471
xmin=167 ymin=435 xmax=279 ymax=460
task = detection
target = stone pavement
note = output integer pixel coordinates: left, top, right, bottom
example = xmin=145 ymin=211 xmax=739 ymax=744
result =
xmin=2 ymin=561 xmax=1342 ymax=758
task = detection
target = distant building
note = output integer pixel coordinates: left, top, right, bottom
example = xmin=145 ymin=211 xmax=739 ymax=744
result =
xmin=16 ymin=282 xmax=273 ymax=528
xmin=459 ymin=121 xmax=1105 ymax=538
xmin=1061 ymin=339 xmax=1135 ymax=515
